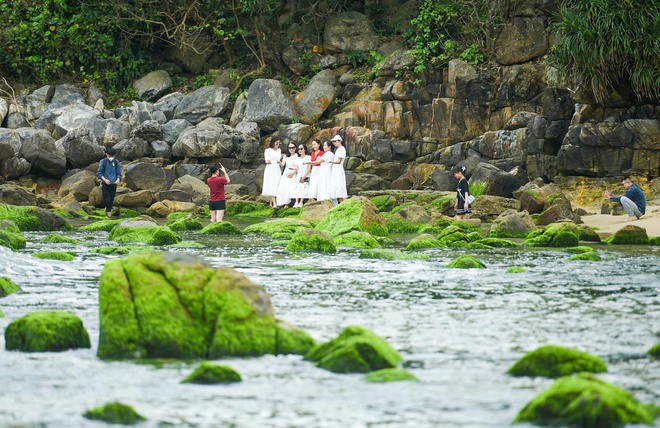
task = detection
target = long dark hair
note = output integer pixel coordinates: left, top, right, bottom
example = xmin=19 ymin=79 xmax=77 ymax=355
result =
xmin=284 ymin=142 xmax=297 ymax=157
xmin=269 ymin=139 xmax=280 ymax=149
xmin=297 ymin=144 xmax=308 ymax=156
xmin=323 ymin=141 xmax=334 ymax=153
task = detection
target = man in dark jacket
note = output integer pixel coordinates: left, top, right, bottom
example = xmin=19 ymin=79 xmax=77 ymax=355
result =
xmin=96 ymin=148 xmax=122 ymax=218
xmin=604 ymin=177 xmax=646 ymax=220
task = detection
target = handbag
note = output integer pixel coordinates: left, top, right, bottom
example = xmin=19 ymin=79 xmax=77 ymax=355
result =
xmin=467 ymin=195 xmax=475 ymax=204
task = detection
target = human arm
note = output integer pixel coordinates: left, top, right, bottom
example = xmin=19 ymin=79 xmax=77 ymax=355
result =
xmin=220 ymin=165 xmax=231 ymax=184
xmin=115 ymin=161 xmax=122 ymax=184
xmin=96 ymin=159 xmax=111 ymax=185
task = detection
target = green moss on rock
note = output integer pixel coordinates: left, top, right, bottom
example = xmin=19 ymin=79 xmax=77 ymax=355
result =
xmin=32 ymin=251 xmax=76 ymax=261
xmin=90 ymin=208 xmax=142 ymax=219
xmin=507 ymin=266 xmax=526 ymax=273
xmin=436 ymin=226 xmax=476 ymax=247
xmin=508 ymin=345 xmax=607 ymax=378
xmin=406 ymin=234 xmax=441 ymax=251
xmin=42 ymin=234 xmax=83 ymax=245
xmin=386 ymin=217 xmax=434 ymax=234
xmin=0 ymin=229 xmax=26 ymax=251
xmin=90 ymin=246 xmax=148 ymax=255
xmin=167 ymin=241 xmax=205 ymax=248
xmin=569 ymin=251 xmax=602 ymax=261
xmin=578 ymin=225 xmax=601 ymax=242
xmin=474 ymin=238 xmax=518 ymax=248
xmin=522 ymin=223 xmax=580 ymax=248
xmin=277 ymin=207 xmax=302 ymax=218
xmin=370 ymin=195 xmax=396 ymax=212
xmin=437 ymin=218 xmax=481 ymax=234
xmin=181 ymin=362 xmax=242 ymax=384
xmin=0 ymin=204 xmax=71 ymax=231
xmin=79 ymin=219 xmax=123 ymax=232
xmin=167 ymin=211 xmax=196 ymax=221
xmin=226 ymin=201 xmax=275 ymax=218
xmin=244 ymin=218 xmax=311 ymax=237
xmin=648 ymin=343 xmax=660 ymax=358
xmin=305 ymin=325 xmax=403 ymax=373
xmin=514 ymin=373 xmax=654 ymax=427
xmin=285 ymin=228 xmax=336 ymax=253
xmin=5 ymin=311 xmax=91 ymax=352
xmin=315 ymin=197 xmax=388 ymax=237
xmin=606 ymin=225 xmax=649 ymax=245
xmin=649 ymin=236 xmax=660 ymax=246
xmin=200 ymin=221 xmax=242 ymax=235
xmin=360 ymin=249 xmax=430 ymax=260
xmin=447 ymin=255 xmax=486 ymax=269
xmin=167 ymin=217 xmax=203 ymax=232
xmin=0 ymin=276 xmax=21 ymax=297
xmin=83 ymin=402 xmax=146 ymax=424
xmin=108 ymin=225 xmax=181 ymax=246
xmin=365 ymin=368 xmax=419 ymax=383
xmin=334 ymin=231 xmax=381 ymax=249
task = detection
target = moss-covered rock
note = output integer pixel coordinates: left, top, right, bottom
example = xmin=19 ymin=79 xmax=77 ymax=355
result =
xmin=285 ymin=228 xmax=336 ymax=253
xmin=90 ymin=246 xmax=140 ymax=255
xmin=569 ymin=251 xmax=602 ymax=261
xmin=406 ymin=234 xmax=441 ymax=251
xmin=0 ymin=228 xmax=26 ymax=251
xmin=305 ymin=325 xmax=403 ymax=373
xmin=365 ymin=368 xmax=419 ymax=383
xmin=166 ymin=217 xmax=204 ymax=232
xmin=108 ymin=225 xmax=181 ymax=246
xmin=334 ymin=231 xmax=381 ymax=249
xmin=606 ymin=225 xmax=649 ymax=245
xmin=226 ymin=201 xmax=275 ymax=218
xmin=436 ymin=226 xmax=477 ymax=248
xmin=649 ymin=236 xmax=660 ymax=246
xmin=98 ymin=251 xmax=315 ymax=359
xmin=370 ymin=195 xmax=396 ymax=212
xmin=0 ymin=276 xmax=21 ymax=297
xmin=437 ymin=218 xmax=482 ymax=234
xmin=277 ymin=207 xmax=302 ymax=218
xmin=32 ymin=251 xmax=76 ymax=261
xmin=0 ymin=204 xmax=71 ymax=231
xmin=79 ymin=219 xmax=123 ymax=232
xmin=648 ymin=343 xmax=660 ymax=358
xmin=83 ymin=402 xmax=146 ymax=424
xmin=578 ymin=225 xmax=601 ymax=242
xmin=181 ymin=362 xmax=242 ymax=384
xmin=473 ymin=238 xmax=518 ymax=248
xmin=514 ymin=373 xmax=654 ymax=427
xmin=507 ymin=266 xmax=526 ymax=273
xmin=167 ymin=241 xmax=205 ymax=248
xmin=360 ymin=249 xmax=430 ymax=260
xmin=564 ymin=245 xmax=596 ymax=254
xmin=488 ymin=209 xmax=536 ymax=238
xmin=166 ymin=211 xmax=196 ymax=221
xmin=386 ymin=216 xmax=431 ymax=234
xmin=5 ymin=311 xmax=91 ymax=352
xmin=315 ymin=196 xmax=388 ymax=237
xmin=508 ymin=345 xmax=607 ymax=378
xmin=447 ymin=255 xmax=486 ymax=269
xmin=244 ymin=218 xmax=311 ymax=237
xmin=90 ymin=208 xmax=142 ymax=219
xmin=271 ymin=231 xmax=294 ymax=240
xmin=42 ymin=234 xmax=83 ymax=245
xmin=522 ymin=222 xmax=580 ymax=248
xmin=0 ymin=219 xmax=21 ymax=233
xmin=200 ymin=221 xmax=242 ymax=235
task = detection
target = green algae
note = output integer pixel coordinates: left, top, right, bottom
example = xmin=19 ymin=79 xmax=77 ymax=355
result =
xmin=200 ymin=221 xmax=242 ymax=235
xmin=507 ymin=266 xmax=526 ymax=273
xmin=0 ymin=276 xmax=21 ymax=297
xmin=447 ymin=255 xmax=486 ymax=269
xmin=360 ymin=249 xmax=430 ymax=261
xmin=244 ymin=218 xmax=311 ymax=237
xmin=89 ymin=208 xmax=142 ymax=220
xmin=167 ymin=241 xmax=205 ymax=248
xmin=315 ymin=197 xmax=388 ymax=237
xmin=32 ymin=251 xmax=76 ymax=261
xmin=386 ymin=216 xmax=434 ymax=234
xmin=406 ymin=234 xmax=441 ymax=251
xmin=436 ymin=226 xmax=482 ymax=247
xmin=108 ymin=225 xmax=181 ymax=246
xmin=564 ymin=245 xmax=596 ymax=254
xmin=474 ymin=238 xmax=518 ymax=248
xmin=83 ymin=402 xmax=146 ymax=424
xmin=514 ymin=373 xmax=654 ymax=427
xmin=79 ymin=219 xmax=123 ymax=232
xmin=167 ymin=211 xmax=196 ymax=221
xmin=42 ymin=234 xmax=83 ymax=245
xmin=648 ymin=343 xmax=660 ymax=358
xmin=305 ymin=325 xmax=403 ymax=373
xmin=285 ymin=228 xmax=336 ymax=253
xmin=277 ymin=207 xmax=302 ymax=218
xmin=0 ymin=229 xmax=26 ymax=251
xmin=365 ymin=368 xmax=419 ymax=383
xmin=437 ymin=218 xmax=482 ymax=234
xmin=508 ymin=345 xmax=607 ymax=378
xmin=649 ymin=237 xmax=660 ymax=245
xmin=606 ymin=225 xmax=649 ymax=245
xmin=90 ymin=246 xmax=148 ymax=255
xmin=271 ymin=231 xmax=294 ymax=240
xmin=569 ymin=251 xmax=602 ymax=261
xmin=522 ymin=223 xmax=579 ymax=248
xmin=5 ymin=311 xmax=91 ymax=352
xmin=0 ymin=204 xmax=71 ymax=231
xmin=181 ymin=362 xmax=242 ymax=384
xmin=370 ymin=195 xmax=396 ymax=212
xmin=166 ymin=217 xmax=204 ymax=232
xmin=488 ymin=227 xmax=532 ymax=239
xmin=578 ymin=225 xmax=601 ymax=242
xmin=334 ymin=231 xmax=381 ymax=249
xmin=226 ymin=201 xmax=275 ymax=218
xmin=277 ymin=265 xmax=323 ymax=272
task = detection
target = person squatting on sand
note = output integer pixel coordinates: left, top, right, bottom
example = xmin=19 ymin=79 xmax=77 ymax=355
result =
xmin=207 ymin=164 xmax=230 ymax=223
xmin=604 ymin=177 xmax=646 ymax=221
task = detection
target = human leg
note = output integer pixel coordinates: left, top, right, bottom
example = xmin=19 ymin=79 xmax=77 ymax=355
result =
xmin=217 ymin=210 xmax=225 ymax=222
xmin=210 ymin=210 xmax=217 ymax=222
xmin=620 ymin=196 xmax=642 ymax=218
xmin=102 ymin=183 xmax=116 ymax=217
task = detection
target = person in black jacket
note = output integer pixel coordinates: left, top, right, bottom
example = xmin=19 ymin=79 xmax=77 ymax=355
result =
xmin=453 ymin=165 xmax=471 ymax=220
xmin=96 ymin=148 xmax=122 ymax=218
xmin=604 ymin=177 xmax=646 ymax=220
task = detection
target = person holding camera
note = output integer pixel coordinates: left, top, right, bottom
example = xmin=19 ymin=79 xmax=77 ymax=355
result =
xmin=207 ymin=164 xmax=231 ymax=223
xmin=604 ymin=177 xmax=646 ymax=221
xmin=96 ymin=147 xmax=122 ymax=218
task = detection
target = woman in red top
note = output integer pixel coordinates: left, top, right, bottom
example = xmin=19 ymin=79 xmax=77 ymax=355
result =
xmin=207 ymin=164 xmax=231 ymax=222
xmin=304 ymin=139 xmax=323 ymax=200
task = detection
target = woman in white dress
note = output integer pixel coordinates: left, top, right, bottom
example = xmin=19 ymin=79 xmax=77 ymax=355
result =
xmin=294 ymin=144 xmax=311 ymax=208
xmin=275 ymin=142 xmax=299 ymax=207
xmin=314 ymin=141 xmax=335 ymax=202
xmin=305 ymin=139 xmax=323 ymax=200
xmin=330 ymin=135 xmax=348 ymax=203
xmin=261 ymin=140 xmax=282 ymax=208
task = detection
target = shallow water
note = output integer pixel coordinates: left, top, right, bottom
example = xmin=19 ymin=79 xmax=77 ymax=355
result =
xmin=0 ymin=227 xmax=659 ymax=428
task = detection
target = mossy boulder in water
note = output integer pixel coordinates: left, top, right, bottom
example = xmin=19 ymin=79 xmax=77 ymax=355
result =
xmin=42 ymin=234 xmax=83 ymax=245
xmin=334 ymin=231 xmax=381 ymax=249
xmin=0 ymin=204 xmax=71 ymax=231
xmin=471 ymin=237 xmax=518 ymax=248
xmin=108 ymin=222 xmax=181 ymax=245
xmin=406 ymin=234 xmax=441 ymax=251
xmin=514 ymin=373 xmax=655 ymax=427
xmin=98 ymin=251 xmax=314 ymax=359
xmin=606 ymin=225 xmax=649 ymax=245
xmin=370 ymin=195 xmax=396 ymax=212
xmin=447 ymin=255 xmax=486 ymax=269
xmin=648 ymin=343 xmax=660 ymax=358
xmin=90 ymin=246 xmax=144 ymax=255
xmin=181 ymin=362 xmax=242 ymax=384
xmin=0 ymin=276 xmax=21 ymax=297
xmin=32 ymin=251 xmax=76 ymax=261
xmin=200 ymin=221 xmax=242 ymax=235
xmin=365 ymin=368 xmax=419 ymax=383
xmin=507 ymin=266 xmax=526 ymax=273
xmin=436 ymin=225 xmax=483 ymax=248
xmin=166 ymin=216 xmax=203 ymax=232
xmin=508 ymin=345 xmax=607 ymax=378
xmin=0 ymin=228 xmax=26 ymax=251
xmin=305 ymin=325 xmax=403 ymax=373
xmin=522 ymin=222 xmax=579 ymax=248
xmin=79 ymin=219 xmax=123 ymax=232
xmin=83 ymin=402 xmax=145 ymax=424
xmin=578 ymin=225 xmax=601 ymax=242
xmin=5 ymin=311 xmax=91 ymax=352
xmin=244 ymin=218 xmax=311 ymax=237
xmin=360 ymin=248 xmax=429 ymax=260
xmin=226 ymin=201 xmax=275 ymax=218
xmin=315 ymin=196 xmax=388 ymax=237
xmin=285 ymin=228 xmax=336 ymax=253
xmin=569 ymin=251 xmax=602 ymax=261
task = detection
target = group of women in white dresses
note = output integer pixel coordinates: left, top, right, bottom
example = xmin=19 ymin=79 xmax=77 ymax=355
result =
xmin=261 ymin=135 xmax=348 ymax=208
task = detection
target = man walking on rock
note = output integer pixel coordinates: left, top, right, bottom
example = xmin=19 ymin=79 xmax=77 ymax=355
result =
xmin=96 ymin=148 xmax=122 ymax=218
xmin=604 ymin=177 xmax=646 ymax=221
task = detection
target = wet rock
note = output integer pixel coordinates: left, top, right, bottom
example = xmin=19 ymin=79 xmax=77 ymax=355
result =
xmin=58 ymin=170 xmax=97 ymax=202
xmin=133 ymin=70 xmax=172 ymax=101
xmin=447 ymin=255 xmax=486 ymax=269
xmin=523 ymin=222 xmax=579 ymax=247
xmin=508 ymin=345 xmax=607 ymax=378
xmin=108 ymin=223 xmax=180 ymax=245
xmin=315 ymin=196 xmax=388 ymax=237
xmin=200 ymin=221 xmax=242 ymax=235
xmin=365 ymin=368 xmax=419 ymax=383
xmin=0 ymin=276 xmax=21 ymax=297
xmin=489 ymin=209 xmax=536 ymax=238
xmin=114 ymin=190 xmax=155 ymax=208
xmin=605 ymin=225 xmax=649 ymax=245
xmin=324 ymin=12 xmax=379 ymax=54
xmin=299 ymin=200 xmax=333 ymax=224
xmin=97 ymin=251 xmax=314 ymax=358
xmin=56 ymin=127 xmax=105 ymax=169
xmin=360 ymin=248 xmax=429 ymax=260
xmin=173 ymin=85 xmax=231 ymax=125
xmin=285 ymin=228 xmax=336 ymax=253
xmin=245 ymin=79 xmax=296 ymax=132
xmin=5 ymin=311 xmax=90 ymax=352
xmin=0 ymin=204 xmax=70 ymax=231
xmin=0 ymin=183 xmax=36 ymax=206
xmin=334 ymin=231 xmax=381 ymax=249
xmin=83 ymin=402 xmax=146 ymax=424
xmin=124 ymin=162 xmax=173 ymax=193
xmin=0 ymin=224 xmax=26 ymax=251
xmin=182 ymin=362 xmax=241 ymax=384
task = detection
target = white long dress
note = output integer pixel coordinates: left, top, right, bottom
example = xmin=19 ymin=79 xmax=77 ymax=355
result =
xmin=330 ymin=146 xmax=348 ymax=199
xmin=316 ymin=151 xmax=334 ymax=201
xmin=294 ymin=155 xmax=311 ymax=199
xmin=261 ymin=148 xmax=282 ymax=197
xmin=307 ymin=151 xmax=323 ymax=200
xmin=276 ymin=156 xmax=298 ymax=206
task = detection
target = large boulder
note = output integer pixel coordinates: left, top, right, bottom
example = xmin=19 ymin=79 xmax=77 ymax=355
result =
xmin=161 ymin=119 xmax=193 ymax=145
xmin=285 ymin=228 xmax=336 ymax=253
xmin=315 ymin=197 xmax=388 ymax=237
xmin=0 ymin=129 xmax=21 ymax=161
xmin=97 ymin=251 xmax=315 ymax=358
xmin=130 ymin=120 xmax=162 ymax=143
xmin=50 ymin=103 xmax=101 ymax=138
xmin=0 ymin=157 xmax=32 ymax=180
xmin=245 ymin=79 xmax=296 ymax=132
xmin=300 ymin=200 xmax=334 ymax=225
xmin=124 ymin=162 xmax=173 ymax=193
xmin=495 ymin=17 xmax=548 ymax=65
xmin=324 ymin=12 xmax=379 ymax=53
xmin=523 ymin=222 xmax=579 ymax=247
xmin=469 ymin=163 xmax=521 ymax=198
xmin=489 ymin=209 xmax=535 ymax=238
xmin=0 ymin=98 xmax=8 ymax=125
xmin=84 ymin=118 xmax=131 ymax=148
xmin=17 ymin=129 xmax=67 ymax=176
xmin=377 ymin=49 xmax=416 ymax=77
xmin=133 ymin=70 xmax=172 ymax=101
xmin=146 ymin=200 xmax=198 ymax=218
xmin=0 ymin=204 xmax=70 ymax=231
xmin=294 ymin=70 xmax=336 ymax=124
xmin=5 ymin=95 xmax=47 ymax=128
xmin=56 ymin=128 xmax=105 ymax=169
xmin=172 ymin=118 xmax=258 ymax=161
xmin=173 ymin=85 xmax=231 ymax=125
xmin=114 ymin=190 xmax=155 ymax=208
xmin=58 ymin=170 xmax=97 ymax=202
xmin=108 ymin=222 xmax=181 ymax=245
xmin=83 ymin=402 xmax=146 ymax=425
xmin=154 ymin=92 xmax=185 ymax=121
xmin=0 ymin=183 xmax=36 ymax=206
xmin=605 ymin=225 xmax=649 ymax=245
xmin=5 ymin=311 xmax=91 ymax=352
xmin=173 ymin=175 xmax=209 ymax=205
xmin=113 ymin=137 xmax=150 ymax=160
xmin=471 ymin=196 xmax=521 ymax=221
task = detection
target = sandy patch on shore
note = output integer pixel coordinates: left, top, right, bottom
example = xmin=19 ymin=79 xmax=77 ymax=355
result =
xmin=579 ymin=204 xmax=660 ymax=238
